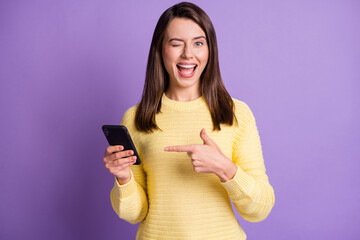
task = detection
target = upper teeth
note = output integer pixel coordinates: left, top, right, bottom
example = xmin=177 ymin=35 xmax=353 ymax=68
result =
xmin=178 ymin=64 xmax=196 ymax=68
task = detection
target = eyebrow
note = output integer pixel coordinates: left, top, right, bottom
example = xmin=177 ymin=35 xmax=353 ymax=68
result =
xmin=169 ymin=36 xmax=206 ymax=42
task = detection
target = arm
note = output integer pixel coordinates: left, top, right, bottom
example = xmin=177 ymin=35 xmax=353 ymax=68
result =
xmin=110 ymin=106 xmax=148 ymax=224
xmin=221 ymin=103 xmax=275 ymax=222
xmin=110 ymin=164 xmax=148 ymax=224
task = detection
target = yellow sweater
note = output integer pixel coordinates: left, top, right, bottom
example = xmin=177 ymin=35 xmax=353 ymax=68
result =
xmin=110 ymin=93 xmax=275 ymax=240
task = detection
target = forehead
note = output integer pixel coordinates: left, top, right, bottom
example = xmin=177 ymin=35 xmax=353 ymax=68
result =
xmin=164 ymin=18 xmax=206 ymax=39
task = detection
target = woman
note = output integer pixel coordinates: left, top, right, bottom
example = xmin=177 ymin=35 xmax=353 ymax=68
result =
xmin=103 ymin=2 xmax=275 ymax=239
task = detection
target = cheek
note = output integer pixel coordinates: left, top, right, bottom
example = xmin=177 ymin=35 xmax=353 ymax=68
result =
xmin=195 ymin=45 xmax=209 ymax=61
xmin=198 ymin=50 xmax=209 ymax=66
xmin=163 ymin=47 xmax=178 ymax=67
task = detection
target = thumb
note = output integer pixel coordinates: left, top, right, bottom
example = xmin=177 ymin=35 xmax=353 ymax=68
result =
xmin=200 ymin=129 xmax=217 ymax=148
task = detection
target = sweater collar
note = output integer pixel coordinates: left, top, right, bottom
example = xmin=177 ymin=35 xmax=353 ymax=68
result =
xmin=161 ymin=92 xmax=207 ymax=111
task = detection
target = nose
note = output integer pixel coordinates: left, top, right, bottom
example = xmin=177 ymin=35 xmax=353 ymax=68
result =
xmin=181 ymin=45 xmax=193 ymax=59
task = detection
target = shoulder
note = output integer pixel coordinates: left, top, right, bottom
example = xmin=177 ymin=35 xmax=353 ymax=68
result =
xmin=120 ymin=104 xmax=139 ymax=129
xmin=231 ymin=98 xmax=255 ymax=124
xmin=231 ymin=98 xmax=258 ymax=141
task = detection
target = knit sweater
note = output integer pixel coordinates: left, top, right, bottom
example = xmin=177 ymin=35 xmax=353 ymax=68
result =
xmin=110 ymin=93 xmax=275 ymax=240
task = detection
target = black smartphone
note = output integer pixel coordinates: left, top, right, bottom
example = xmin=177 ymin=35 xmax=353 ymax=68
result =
xmin=102 ymin=125 xmax=141 ymax=165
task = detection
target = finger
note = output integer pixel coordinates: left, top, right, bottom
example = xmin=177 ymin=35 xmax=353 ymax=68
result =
xmin=105 ymin=145 xmax=124 ymax=156
xmin=108 ymin=160 xmax=135 ymax=175
xmin=200 ymin=129 xmax=214 ymax=145
xmin=106 ymin=156 xmax=136 ymax=169
xmin=105 ymin=150 xmax=134 ymax=163
xmin=111 ymin=150 xmax=134 ymax=161
xmin=107 ymin=156 xmax=137 ymax=168
xmin=191 ymin=158 xmax=204 ymax=167
xmin=164 ymin=145 xmax=194 ymax=152
xmin=193 ymin=166 xmax=203 ymax=173
xmin=200 ymin=129 xmax=220 ymax=150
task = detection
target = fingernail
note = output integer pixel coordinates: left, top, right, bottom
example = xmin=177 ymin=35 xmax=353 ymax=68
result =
xmin=164 ymin=147 xmax=169 ymax=151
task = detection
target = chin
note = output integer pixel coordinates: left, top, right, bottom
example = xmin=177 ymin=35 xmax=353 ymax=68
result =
xmin=175 ymin=76 xmax=200 ymax=88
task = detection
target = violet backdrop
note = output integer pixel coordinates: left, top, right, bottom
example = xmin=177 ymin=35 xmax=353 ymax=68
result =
xmin=0 ymin=0 xmax=359 ymax=239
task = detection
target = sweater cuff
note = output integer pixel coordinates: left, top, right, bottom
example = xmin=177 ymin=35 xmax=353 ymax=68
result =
xmin=221 ymin=165 xmax=256 ymax=196
xmin=113 ymin=171 xmax=138 ymax=199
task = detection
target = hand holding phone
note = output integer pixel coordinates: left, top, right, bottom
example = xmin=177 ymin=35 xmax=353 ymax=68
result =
xmin=102 ymin=125 xmax=141 ymax=184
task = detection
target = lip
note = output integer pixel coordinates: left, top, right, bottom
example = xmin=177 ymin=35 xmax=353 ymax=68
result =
xmin=177 ymin=64 xmax=197 ymax=78
xmin=177 ymin=62 xmax=198 ymax=65
xmin=176 ymin=62 xmax=198 ymax=78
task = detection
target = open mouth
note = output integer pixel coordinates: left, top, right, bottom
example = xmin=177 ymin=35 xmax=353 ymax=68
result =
xmin=176 ymin=64 xmax=197 ymax=77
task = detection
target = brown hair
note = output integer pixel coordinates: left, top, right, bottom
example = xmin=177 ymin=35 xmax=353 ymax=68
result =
xmin=135 ymin=2 xmax=236 ymax=132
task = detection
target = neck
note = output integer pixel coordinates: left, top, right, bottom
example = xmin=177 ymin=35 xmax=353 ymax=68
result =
xmin=165 ymin=87 xmax=201 ymax=102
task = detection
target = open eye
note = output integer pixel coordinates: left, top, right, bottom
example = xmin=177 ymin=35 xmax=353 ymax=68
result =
xmin=195 ymin=42 xmax=203 ymax=47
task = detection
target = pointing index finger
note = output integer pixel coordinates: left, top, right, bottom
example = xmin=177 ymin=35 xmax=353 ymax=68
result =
xmin=164 ymin=145 xmax=194 ymax=152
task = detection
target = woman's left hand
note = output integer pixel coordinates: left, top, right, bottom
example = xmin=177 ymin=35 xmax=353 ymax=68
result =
xmin=164 ymin=128 xmax=238 ymax=182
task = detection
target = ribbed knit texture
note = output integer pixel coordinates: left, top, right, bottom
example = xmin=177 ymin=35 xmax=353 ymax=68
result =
xmin=110 ymin=93 xmax=275 ymax=240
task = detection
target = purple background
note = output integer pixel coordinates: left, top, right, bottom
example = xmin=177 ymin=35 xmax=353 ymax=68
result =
xmin=1 ymin=0 xmax=359 ymax=239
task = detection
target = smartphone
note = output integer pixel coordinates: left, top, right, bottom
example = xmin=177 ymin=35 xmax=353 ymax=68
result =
xmin=102 ymin=125 xmax=141 ymax=165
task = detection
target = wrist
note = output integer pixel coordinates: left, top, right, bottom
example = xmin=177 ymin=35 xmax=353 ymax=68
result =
xmin=116 ymin=175 xmax=131 ymax=185
xmin=218 ymin=160 xmax=237 ymax=183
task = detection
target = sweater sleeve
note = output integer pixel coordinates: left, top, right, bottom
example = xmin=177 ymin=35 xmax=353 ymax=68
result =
xmin=221 ymin=101 xmax=275 ymax=222
xmin=110 ymin=106 xmax=148 ymax=224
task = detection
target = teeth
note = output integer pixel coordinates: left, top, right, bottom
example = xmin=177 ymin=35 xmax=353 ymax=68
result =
xmin=177 ymin=64 xmax=196 ymax=68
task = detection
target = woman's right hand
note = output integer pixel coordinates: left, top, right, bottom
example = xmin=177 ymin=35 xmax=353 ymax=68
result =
xmin=103 ymin=145 xmax=137 ymax=185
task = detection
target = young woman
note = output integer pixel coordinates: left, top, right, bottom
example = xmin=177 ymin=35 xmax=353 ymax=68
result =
xmin=103 ymin=2 xmax=275 ymax=239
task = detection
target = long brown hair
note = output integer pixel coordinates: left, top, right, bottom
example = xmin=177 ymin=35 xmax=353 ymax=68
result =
xmin=135 ymin=2 xmax=236 ymax=132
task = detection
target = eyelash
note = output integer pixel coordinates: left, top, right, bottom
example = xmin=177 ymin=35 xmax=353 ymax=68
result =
xmin=171 ymin=42 xmax=204 ymax=47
